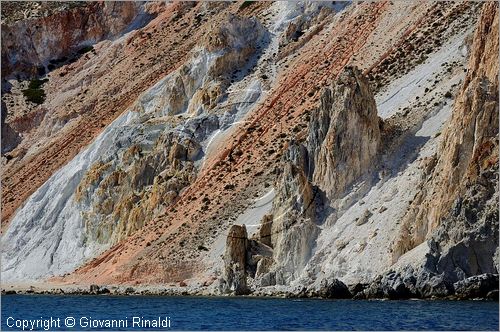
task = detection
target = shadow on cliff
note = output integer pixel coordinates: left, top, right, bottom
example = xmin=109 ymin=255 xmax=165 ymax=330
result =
xmin=381 ymin=132 xmax=431 ymax=178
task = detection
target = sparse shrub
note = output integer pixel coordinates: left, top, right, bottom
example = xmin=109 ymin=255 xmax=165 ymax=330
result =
xmin=198 ymin=245 xmax=209 ymax=251
xmin=239 ymin=1 xmax=255 ymax=10
xmin=77 ymin=45 xmax=94 ymax=55
xmin=22 ymin=78 xmax=48 ymax=104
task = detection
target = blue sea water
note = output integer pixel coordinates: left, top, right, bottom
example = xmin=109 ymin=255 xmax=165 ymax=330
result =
xmin=1 ymin=295 xmax=498 ymax=331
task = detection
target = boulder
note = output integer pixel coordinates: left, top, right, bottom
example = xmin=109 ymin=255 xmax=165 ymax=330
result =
xmin=415 ymin=271 xmax=452 ymax=298
xmin=124 ymin=287 xmax=135 ymax=294
xmin=316 ymin=278 xmax=351 ymax=299
xmin=486 ymin=290 xmax=499 ymax=300
xmin=348 ymin=283 xmax=369 ymax=298
xmin=89 ymin=284 xmax=100 ymax=293
xmin=453 ymin=273 xmax=499 ymax=299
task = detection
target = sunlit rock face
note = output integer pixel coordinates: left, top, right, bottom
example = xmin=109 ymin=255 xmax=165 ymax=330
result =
xmin=254 ymin=66 xmax=381 ymax=286
xmin=1 ymin=12 xmax=266 ymax=282
xmin=308 ymin=66 xmax=381 ymax=201
xmin=392 ymin=1 xmax=499 ymax=281
xmin=1 ymin=1 xmax=148 ymax=78
xmin=1 ymin=1 xmax=497 ymax=298
xmin=269 ymin=141 xmax=318 ymax=285
xmin=222 ymin=224 xmax=249 ymax=295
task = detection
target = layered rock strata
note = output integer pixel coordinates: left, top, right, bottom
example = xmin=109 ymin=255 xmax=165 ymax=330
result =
xmin=1 ymin=1 xmax=497 ymax=300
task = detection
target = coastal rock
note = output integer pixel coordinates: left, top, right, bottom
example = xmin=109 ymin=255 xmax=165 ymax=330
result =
xmin=379 ymin=269 xmax=418 ymax=299
xmin=486 ymin=290 xmax=499 ymax=300
xmin=315 ymin=278 xmax=351 ymax=299
xmin=246 ymin=240 xmax=273 ymax=277
xmin=269 ymin=142 xmax=319 ymax=285
xmin=356 ymin=267 xmax=455 ymax=299
xmin=453 ymin=273 xmax=499 ymax=299
xmin=1 ymin=8 xmax=266 ymax=281
xmin=348 ymin=283 xmax=369 ymax=298
xmin=1 ymin=1 xmax=497 ymax=299
xmin=89 ymin=284 xmax=100 ymax=293
xmin=222 ymin=225 xmax=249 ymax=295
xmin=392 ymin=2 xmax=499 ymax=271
xmin=415 ymin=271 xmax=452 ymax=298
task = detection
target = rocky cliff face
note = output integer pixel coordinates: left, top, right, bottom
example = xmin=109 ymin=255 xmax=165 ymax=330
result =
xmin=1 ymin=1 xmax=202 ymax=227
xmin=267 ymin=141 xmax=318 ymax=285
xmin=1 ymin=9 xmax=267 ymax=281
xmin=1 ymin=1 xmax=497 ymax=299
xmin=220 ymin=65 xmax=384 ymax=289
xmin=392 ymin=1 xmax=499 ymax=277
xmin=308 ymin=66 xmax=381 ymax=201
xmin=1 ymin=1 xmax=148 ymax=78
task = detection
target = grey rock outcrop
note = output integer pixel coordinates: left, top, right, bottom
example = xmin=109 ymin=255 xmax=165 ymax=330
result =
xmin=268 ymin=141 xmax=319 ymax=285
xmin=392 ymin=2 xmax=499 ymax=269
xmin=308 ymin=66 xmax=382 ymax=200
xmin=315 ymin=278 xmax=351 ymax=299
xmin=257 ymin=67 xmax=383 ymax=287
xmin=222 ymin=225 xmax=249 ymax=295
xmin=454 ymin=273 xmax=499 ymax=299
xmin=354 ymin=266 xmax=499 ymax=300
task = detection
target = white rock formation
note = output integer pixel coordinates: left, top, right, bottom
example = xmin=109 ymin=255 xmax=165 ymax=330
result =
xmin=1 ymin=13 xmax=267 ymax=282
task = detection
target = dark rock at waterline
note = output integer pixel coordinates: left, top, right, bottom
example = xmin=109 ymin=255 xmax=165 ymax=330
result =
xmin=89 ymin=284 xmax=100 ymax=293
xmin=453 ymin=273 xmax=499 ymax=299
xmin=348 ymin=283 xmax=369 ymax=298
xmin=89 ymin=284 xmax=111 ymax=295
xmin=415 ymin=271 xmax=452 ymax=298
xmin=316 ymin=278 xmax=351 ymax=299
xmin=486 ymin=290 xmax=499 ymax=300
xmin=100 ymin=287 xmax=110 ymax=294
xmin=124 ymin=287 xmax=135 ymax=294
xmin=356 ymin=269 xmax=499 ymax=300
xmin=379 ymin=269 xmax=418 ymax=299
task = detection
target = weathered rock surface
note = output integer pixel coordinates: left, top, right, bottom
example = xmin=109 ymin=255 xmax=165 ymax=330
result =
xmin=222 ymin=225 xmax=249 ymax=295
xmin=392 ymin=1 xmax=499 ymax=284
xmin=268 ymin=141 xmax=319 ymax=285
xmin=353 ymin=268 xmax=499 ymax=300
xmin=1 ymin=1 xmax=147 ymax=77
xmin=454 ymin=273 xmax=499 ymax=299
xmin=314 ymin=278 xmax=351 ymax=299
xmin=1 ymin=8 xmax=267 ymax=282
xmin=393 ymin=4 xmax=499 ymax=259
xmin=1 ymin=1 xmax=497 ymax=300
xmin=308 ymin=66 xmax=381 ymax=201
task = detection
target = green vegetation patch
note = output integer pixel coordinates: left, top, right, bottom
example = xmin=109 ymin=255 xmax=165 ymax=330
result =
xmin=77 ymin=45 xmax=94 ymax=55
xmin=22 ymin=78 xmax=48 ymax=105
xmin=239 ymin=1 xmax=255 ymax=11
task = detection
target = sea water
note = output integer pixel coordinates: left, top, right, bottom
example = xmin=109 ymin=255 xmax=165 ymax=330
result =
xmin=1 ymin=295 xmax=498 ymax=330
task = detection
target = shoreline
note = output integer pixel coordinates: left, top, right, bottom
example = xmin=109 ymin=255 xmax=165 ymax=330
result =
xmin=2 ymin=281 xmax=498 ymax=301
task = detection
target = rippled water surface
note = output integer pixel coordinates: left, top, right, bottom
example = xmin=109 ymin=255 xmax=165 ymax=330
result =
xmin=2 ymin=295 xmax=498 ymax=330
